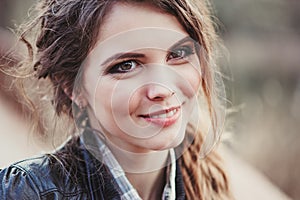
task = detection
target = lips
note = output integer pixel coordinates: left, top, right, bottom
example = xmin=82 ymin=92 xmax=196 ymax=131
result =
xmin=138 ymin=106 xmax=181 ymax=127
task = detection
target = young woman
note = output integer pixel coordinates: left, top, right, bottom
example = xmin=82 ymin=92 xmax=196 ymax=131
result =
xmin=0 ymin=0 xmax=233 ymax=199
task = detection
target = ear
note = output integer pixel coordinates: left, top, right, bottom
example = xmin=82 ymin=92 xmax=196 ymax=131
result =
xmin=63 ymin=87 xmax=88 ymax=109
xmin=73 ymin=93 xmax=88 ymax=109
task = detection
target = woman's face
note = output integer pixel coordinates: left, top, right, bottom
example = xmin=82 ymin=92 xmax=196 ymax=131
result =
xmin=80 ymin=2 xmax=201 ymax=153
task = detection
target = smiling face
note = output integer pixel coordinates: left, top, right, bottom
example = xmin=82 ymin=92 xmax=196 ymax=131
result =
xmin=80 ymin=2 xmax=202 ymax=153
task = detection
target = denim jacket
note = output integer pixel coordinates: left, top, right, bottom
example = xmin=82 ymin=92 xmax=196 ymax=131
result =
xmin=0 ymin=136 xmax=186 ymax=200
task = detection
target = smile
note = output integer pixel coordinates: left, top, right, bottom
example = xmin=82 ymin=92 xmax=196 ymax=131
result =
xmin=139 ymin=106 xmax=181 ymax=127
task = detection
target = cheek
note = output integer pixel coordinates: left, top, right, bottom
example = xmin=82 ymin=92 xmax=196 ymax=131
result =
xmin=92 ymin=84 xmax=113 ymax=118
xmin=177 ymin=65 xmax=201 ymax=98
xmin=107 ymin=80 xmax=140 ymax=117
xmin=85 ymin=75 xmax=116 ymax=116
xmin=91 ymin=81 xmax=132 ymax=134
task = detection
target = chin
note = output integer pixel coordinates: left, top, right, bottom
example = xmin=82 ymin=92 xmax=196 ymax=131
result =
xmin=151 ymin=132 xmax=185 ymax=151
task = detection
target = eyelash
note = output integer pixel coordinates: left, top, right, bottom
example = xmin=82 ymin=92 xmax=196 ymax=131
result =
xmin=167 ymin=45 xmax=195 ymax=62
xmin=106 ymin=44 xmax=195 ymax=74
xmin=107 ymin=60 xmax=140 ymax=74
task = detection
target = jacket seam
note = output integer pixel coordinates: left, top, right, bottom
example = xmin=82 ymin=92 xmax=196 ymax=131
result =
xmin=40 ymin=188 xmax=86 ymax=197
xmin=11 ymin=164 xmax=42 ymax=192
xmin=11 ymin=164 xmax=86 ymax=198
xmin=9 ymin=164 xmax=42 ymax=199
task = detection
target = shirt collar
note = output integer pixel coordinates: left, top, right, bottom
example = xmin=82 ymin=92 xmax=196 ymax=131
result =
xmin=89 ymin=131 xmax=177 ymax=200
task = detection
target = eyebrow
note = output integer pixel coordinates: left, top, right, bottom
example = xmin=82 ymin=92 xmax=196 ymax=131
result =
xmin=101 ymin=52 xmax=145 ymax=66
xmin=100 ymin=36 xmax=193 ymax=66
xmin=167 ymin=36 xmax=194 ymax=51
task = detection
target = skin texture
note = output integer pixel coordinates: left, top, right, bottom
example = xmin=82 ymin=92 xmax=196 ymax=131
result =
xmin=2 ymin=0 xmax=237 ymax=199
xmin=77 ymin=3 xmax=202 ymax=198
xmin=81 ymin=2 xmax=201 ymax=154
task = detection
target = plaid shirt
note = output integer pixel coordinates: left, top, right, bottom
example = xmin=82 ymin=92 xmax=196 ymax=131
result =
xmin=94 ymin=135 xmax=176 ymax=200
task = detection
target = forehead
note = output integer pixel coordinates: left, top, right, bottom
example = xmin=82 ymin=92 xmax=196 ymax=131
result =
xmin=97 ymin=2 xmax=187 ymax=43
xmin=87 ymin=2 xmax=190 ymax=60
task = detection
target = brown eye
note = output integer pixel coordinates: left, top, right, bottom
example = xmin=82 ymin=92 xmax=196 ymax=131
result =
xmin=167 ymin=45 xmax=195 ymax=62
xmin=108 ymin=60 xmax=139 ymax=74
xmin=169 ymin=49 xmax=185 ymax=59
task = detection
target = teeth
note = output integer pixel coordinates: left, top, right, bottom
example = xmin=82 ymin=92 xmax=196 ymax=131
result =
xmin=158 ymin=113 xmax=167 ymax=118
xmin=167 ymin=110 xmax=174 ymax=117
xmin=150 ymin=109 xmax=177 ymax=119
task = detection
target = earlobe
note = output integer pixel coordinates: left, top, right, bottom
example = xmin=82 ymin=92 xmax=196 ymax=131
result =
xmin=76 ymin=97 xmax=88 ymax=110
xmin=63 ymin=87 xmax=73 ymax=100
xmin=72 ymin=93 xmax=88 ymax=109
xmin=63 ymin=87 xmax=87 ymax=109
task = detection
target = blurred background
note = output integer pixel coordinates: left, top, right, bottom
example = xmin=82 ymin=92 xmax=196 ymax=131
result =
xmin=0 ymin=0 xmax=299 ymax=199
xmin=212 ymin=0 xmax=300 ymax=199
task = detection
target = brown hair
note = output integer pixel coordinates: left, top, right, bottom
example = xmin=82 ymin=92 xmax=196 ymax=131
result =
xmin=12 ymin=0 xmax=233 ymax=199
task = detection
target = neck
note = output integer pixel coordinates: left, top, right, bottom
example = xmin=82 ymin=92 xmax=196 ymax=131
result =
xmin=106 ymin=138 xmax=169 ymax=173
xmin=126 ymin=167 xmax=166 ymax=200
xmin=107 ymin=143 xmax=170 ymax=199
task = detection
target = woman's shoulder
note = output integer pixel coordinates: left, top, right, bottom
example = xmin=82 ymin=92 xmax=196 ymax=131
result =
xmin=0 ymin=140 xmax=90 ymax=199
xmin=0 ymin=155 xmax=57 ymax=199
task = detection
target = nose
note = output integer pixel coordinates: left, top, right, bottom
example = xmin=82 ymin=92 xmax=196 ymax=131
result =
xmin=146 ymin=84 xmax=175 ymax=101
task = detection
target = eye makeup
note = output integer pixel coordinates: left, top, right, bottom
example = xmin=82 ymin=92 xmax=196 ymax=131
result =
xmin=167 ymin=43 xmax=196 ymax=64
xmin=101 ymin=53 xmax=145 ymax=76
xmin=107 ymin=60 xmax=141 ymax=74
xmin=100 ymin=36 xmax=197 ymax=76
